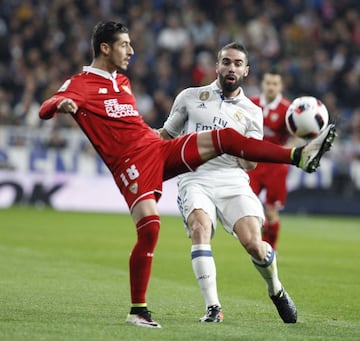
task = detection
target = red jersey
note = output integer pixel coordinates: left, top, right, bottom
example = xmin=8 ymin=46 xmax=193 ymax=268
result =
xmin=250 ymin=93 xmax=291 ymax=146
xmin=39 ymin=67 xmax=160 ymax=172
xmin=39 ymin=66 xmax=202 ymax=210
xmin=249 ymin=93 xmax=292 ymax=208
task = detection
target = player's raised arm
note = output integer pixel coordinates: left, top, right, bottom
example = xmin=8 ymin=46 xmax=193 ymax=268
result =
xmin=39 ymin=95 xmax=78 ymax=119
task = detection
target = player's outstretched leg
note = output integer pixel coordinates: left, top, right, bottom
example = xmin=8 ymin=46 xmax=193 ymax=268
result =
xmin=210 ymin=124 xmax=335 ymax=173
xmin=295 ymin=124 xmax=336 ymax=173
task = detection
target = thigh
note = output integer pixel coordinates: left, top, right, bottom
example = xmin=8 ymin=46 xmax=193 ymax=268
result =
xmin=233 ymin=215 xmax=263 ymax=246
xmin=113 ymin=144 xmax=165 ymax=211
xmin=177 ymin=183 xmax=217 ymax=237
xmin=216 ymin=188 xmax=265 ymax=235
xmin=163 ymin=133 xmax=204 ymax=181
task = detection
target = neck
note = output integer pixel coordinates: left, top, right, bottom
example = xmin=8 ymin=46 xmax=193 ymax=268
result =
xmin=265 ymin=94 xmax=276 ymax=104
xmin=91 ymin=59 xmax=116 ymax=74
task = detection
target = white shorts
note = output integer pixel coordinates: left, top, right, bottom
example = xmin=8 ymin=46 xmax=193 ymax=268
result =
xmin=177 ymin=180 xmax=265 ymax=238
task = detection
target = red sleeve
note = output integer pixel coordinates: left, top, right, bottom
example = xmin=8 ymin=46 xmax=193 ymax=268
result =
xmin=39 ymin=76 xmax=86 ymax=120
xmin=38 ymin=95 xmax=69 ymax=120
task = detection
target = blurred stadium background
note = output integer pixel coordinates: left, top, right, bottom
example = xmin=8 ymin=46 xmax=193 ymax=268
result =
xmin=0 ymin=0 xmax=359 ymax=215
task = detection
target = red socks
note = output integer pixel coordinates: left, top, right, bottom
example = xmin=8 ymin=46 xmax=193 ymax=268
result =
xmin=129 ymin=215 xmax=160 ymax=304
xmin=211 ymin=128 xmax=294 ymax=164
xmin=262 ymin=220 xmax=280 ymax=250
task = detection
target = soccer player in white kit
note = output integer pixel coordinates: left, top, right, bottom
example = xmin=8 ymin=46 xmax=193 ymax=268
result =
xmin=160 ymin=42 xmax=297 ymax=323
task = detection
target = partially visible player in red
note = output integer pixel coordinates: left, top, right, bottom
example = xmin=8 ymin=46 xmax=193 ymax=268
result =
xmin=38 ymin=22 xmax=335 ymax=328
xmin=249 ymin=70 xmax=292 ymax=250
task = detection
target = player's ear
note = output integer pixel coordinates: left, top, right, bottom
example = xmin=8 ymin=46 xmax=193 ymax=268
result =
xmin=100 ymin=42 xmax=110 ymax=56
xmin=215 ymin=62 xmax=219 ymax=74
xmin=244 ymin=65 xmax=249 ymax=77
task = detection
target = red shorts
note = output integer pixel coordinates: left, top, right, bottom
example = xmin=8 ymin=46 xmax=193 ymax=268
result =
xmin=112 ymin=133 xmax=202 ymax=211
xmin=248 ymin=162 xmax=289 ymax=209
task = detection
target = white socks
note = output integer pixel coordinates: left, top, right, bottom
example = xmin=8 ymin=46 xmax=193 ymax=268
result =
xmin=192 ymin=242 xmax=282 ymax=306
xmin=191 ymin=244 xmax=220 ymax=307
xmin=252 ymin=242 xmax=282 ymax=296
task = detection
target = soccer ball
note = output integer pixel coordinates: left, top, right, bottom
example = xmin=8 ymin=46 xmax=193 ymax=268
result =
xmin=285 ymin=96 xmax=329 ymax=139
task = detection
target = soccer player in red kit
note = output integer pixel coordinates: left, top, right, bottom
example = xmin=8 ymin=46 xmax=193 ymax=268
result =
xmin=249 ymin=70 xmax=292 ymax=250
xmin=38 ymin=22 xmax=335 ymax=328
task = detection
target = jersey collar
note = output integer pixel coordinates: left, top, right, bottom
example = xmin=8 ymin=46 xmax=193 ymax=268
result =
xmin=83 ymin=66 xmax=120 ymax=92
xmin=83 ymin=66 xmax=117 ymax=80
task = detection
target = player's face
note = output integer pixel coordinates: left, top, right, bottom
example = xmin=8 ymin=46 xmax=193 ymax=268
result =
xmin=108 ymin=33 xmax=134 ymax=71
xmin=216 ymin=49 xmax=249 ymax=96
xmin=262 ymin=74 xmax=282 ymax=101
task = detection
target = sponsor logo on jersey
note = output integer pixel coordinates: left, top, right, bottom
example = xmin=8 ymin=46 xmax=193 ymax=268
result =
xmin=129 ymin=182 xmax=138 ymax=194
xmin=104 ymin=99 xmax=139 ymax=118
xmin=98 ymin=88 xmax=108 ymax=94
xmin=197 ymin=102 xmax=206 ymax=108
xmin=199 ymin=91 xmax=210 ymax=101
xmin=195 ymin=116 xmax=228 ymax=131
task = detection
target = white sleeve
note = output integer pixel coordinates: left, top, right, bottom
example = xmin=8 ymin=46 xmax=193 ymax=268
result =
xmin=163 ymin=90 xmax=189 ymax=138
xmin=246 ymin=106 xmax=264 ymax=140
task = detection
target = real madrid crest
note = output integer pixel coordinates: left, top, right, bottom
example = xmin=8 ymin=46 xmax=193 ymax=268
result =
xmin=129 ymin=182 xmax=138 ymax=194
xmin=199 ymin=91 xmax=210 ymax=101
xmin=234 ymin=110 xmax=243 ymax=121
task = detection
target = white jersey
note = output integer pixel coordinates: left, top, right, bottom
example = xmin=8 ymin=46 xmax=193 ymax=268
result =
xmin=164 ymin=81 xmax=264 ymax=234
xmin=164 ymin=81 xmax=263 ymax=188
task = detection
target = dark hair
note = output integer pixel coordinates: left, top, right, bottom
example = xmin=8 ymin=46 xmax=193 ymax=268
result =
xmin=218 ymin=42 xmax=249 ymax=65
xmin=265 ymin=66 xmax=282 ymax=77
xmin=91 ymin=21 xmax=129 ymax=58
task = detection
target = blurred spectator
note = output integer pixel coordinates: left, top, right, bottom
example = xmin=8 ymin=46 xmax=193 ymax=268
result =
xmin=146 ymin=51 xmax=180 ymax=99
xmin=13 ymin=75 xmax=40 ymax=127
xmin=246 ymin=13 xmax=280 ymax=60
xmin=0 ymin=87 xmax=12 ymax=125
xmin=191 ymin=50 xmax=216 ymax=86
xmin=44 ymin=129 xmax=67 ymax=149
xmin=188 ymin=9 xmax=216 ymax=52
xmin=0 ymin=0 xmax=359 ymax=185
xmin=157 ymin=13 xmax=190 ymax=52
xmin=216 ymin=5 xmax=246 ymax=47
xmin=344 ymin=108 xmax=360 ymax=189
xmin=132 ymin=79 xmax=158 ymax=127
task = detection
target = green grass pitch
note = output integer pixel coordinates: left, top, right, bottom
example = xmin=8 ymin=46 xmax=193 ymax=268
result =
xmin=1 ymin=207 xmax=359 ymax=341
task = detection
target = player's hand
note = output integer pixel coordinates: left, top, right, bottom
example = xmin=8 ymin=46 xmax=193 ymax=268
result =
xmin=57 ymin=99 xmax=78 ymax=114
